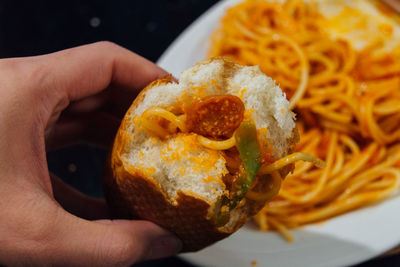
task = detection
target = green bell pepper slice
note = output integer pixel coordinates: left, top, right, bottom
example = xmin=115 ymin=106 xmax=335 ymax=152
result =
xmin=230 ymin=120 xmax=261 ymax=206
xmin=214 ymin=120 xmax=261 ymax=226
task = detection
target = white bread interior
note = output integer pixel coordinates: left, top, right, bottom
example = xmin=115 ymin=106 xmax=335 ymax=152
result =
xmin=121 ymin=58 xmax=296 ymax=207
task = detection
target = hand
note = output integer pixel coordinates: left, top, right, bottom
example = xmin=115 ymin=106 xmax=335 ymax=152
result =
xmin=0 ymin=42 xmax=182 ymax=266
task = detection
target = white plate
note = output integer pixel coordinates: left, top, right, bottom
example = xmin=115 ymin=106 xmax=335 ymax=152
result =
xmin=157 ymin=1 xmax=400 ymax=266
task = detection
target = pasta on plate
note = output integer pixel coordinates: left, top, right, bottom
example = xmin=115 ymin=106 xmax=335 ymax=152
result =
xmin=209 ymin=0 xmax=400 ymax=241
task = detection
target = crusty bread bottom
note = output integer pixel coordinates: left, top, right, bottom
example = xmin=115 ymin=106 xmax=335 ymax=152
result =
xmin=104 ymin=155 xmax=242 ymax=251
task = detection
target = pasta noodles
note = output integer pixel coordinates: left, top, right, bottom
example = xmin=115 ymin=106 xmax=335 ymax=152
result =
xmin=197 ymin=134 xmax=236 ymax=150
xmin=210 ymin=0 xmax=400 ymax=241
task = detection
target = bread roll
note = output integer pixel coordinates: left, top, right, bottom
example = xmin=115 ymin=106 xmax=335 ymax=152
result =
xmin=104 ymin=57 xmax=298 ymax=251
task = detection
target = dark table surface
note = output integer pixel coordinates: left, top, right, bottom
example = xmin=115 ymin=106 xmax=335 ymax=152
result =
xmin=1 ymin=0 xmax=399 ymax=266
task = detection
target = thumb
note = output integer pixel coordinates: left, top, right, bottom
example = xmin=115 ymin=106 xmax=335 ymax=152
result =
xmin=50 ymin=212 xmax=182 ymax=266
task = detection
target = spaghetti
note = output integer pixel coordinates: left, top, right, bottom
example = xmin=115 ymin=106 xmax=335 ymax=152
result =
xmin=210 ymin=0 xmax=400 ymax=241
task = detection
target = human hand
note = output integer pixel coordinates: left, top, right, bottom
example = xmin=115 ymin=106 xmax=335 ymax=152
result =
xmin=0 ymin=42 xmax=182 ymax=266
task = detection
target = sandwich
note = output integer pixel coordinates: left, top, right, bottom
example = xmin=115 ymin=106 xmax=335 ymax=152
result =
xmin=104 ymin=57 xmax=321 ymax=251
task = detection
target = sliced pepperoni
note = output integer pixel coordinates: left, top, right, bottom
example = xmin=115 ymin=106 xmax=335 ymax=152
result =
xmin=186 ymin=95 xmax=245 ymax=139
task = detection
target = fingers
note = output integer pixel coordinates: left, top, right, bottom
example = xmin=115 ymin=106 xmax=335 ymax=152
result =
xmin=36 ymin=41 xmax=168 ymax=110
xmin=1 ymin=189 xmax=181 ymax=266
xmin=1 ymin=41 xmax=168 ymax=126
xmin=0 ymin=41 xmax=168 ymax=160
xmin=51 ymin=214 xmax=182 ymax=266
xmin=50 ymin=174 xmax=109 ymax=220
xmin=64 ymin=90 xmax=110 ymax=114
xmin=49 ymin=173 xmax=182 ymax=265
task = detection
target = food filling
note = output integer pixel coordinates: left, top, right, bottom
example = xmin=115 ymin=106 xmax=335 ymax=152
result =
xmin=137 ymin=94 xmax=324 ymax=226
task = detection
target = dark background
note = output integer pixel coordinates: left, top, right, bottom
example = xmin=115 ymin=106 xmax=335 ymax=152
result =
xmin=0 ymin=0 xmax=398 ymax=266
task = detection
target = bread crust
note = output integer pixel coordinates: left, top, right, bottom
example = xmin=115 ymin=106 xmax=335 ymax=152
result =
xmin=104 ymin=153 xmax=233 ymax=252
xmin=104 ymin=58 xmax=297 ymax=252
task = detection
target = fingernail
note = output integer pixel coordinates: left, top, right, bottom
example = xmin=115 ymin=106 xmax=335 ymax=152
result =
xmin=146 ymin=235 xmax=182 ymax=260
